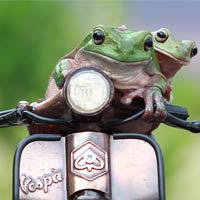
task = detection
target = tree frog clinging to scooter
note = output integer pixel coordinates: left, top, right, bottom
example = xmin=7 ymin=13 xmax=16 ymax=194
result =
xmin=47 ymin=25 xmax=167 ymax=120
xmin=152 ymin=28 xmax=197 ymax=101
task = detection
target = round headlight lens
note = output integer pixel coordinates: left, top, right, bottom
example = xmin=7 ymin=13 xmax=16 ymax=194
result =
xmin=64 ymin=68 xmax=113 ymax=115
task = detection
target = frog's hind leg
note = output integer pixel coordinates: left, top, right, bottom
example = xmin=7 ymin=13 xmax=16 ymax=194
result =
xmin=120 ymin=87 xmax=167 ymax=121
xmin=120 ymin=88 xmax=145 ymax=105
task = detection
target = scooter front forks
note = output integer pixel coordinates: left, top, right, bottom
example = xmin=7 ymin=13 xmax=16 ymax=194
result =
xmin=67 ymin=132 xmax=111 ymax=199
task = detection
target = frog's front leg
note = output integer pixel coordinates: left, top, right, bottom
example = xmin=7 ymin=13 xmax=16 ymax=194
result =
xmin=143 ymin=87 xmax=166 ymax=120
xmin=121 ymin=87 xmax=167 ymax=121
xmin=53 ymin=59 xmax=73 ymax=88
xmin=46 ymin=59 xmax=74 ymax=99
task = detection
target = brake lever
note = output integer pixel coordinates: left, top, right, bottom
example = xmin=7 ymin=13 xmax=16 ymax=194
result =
xmin=0 ymin=101 xmax=36 ymax=128
xmin=0 ymin=109 xmax=23 ymax=128
xmin=0 ymin=102 xmax=33 ymax=128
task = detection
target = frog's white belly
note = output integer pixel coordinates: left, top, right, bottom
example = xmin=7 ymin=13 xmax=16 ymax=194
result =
xmin=75 ymin=50 xmax=155 ymax=90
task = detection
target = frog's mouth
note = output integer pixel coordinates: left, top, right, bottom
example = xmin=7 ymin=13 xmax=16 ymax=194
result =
xmin=81 ymin=50 xmax=153 ymax=68
xmin=154 ymin=47 xmax=189 ymax=65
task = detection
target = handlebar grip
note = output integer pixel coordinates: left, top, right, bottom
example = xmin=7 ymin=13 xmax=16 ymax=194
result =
xmin=165 ymin=104 xmax=189 ymax=120
xmin=165 ymin=113 xmax=200 ymax=133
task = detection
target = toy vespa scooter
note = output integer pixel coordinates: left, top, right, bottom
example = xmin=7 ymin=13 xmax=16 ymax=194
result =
xmin=1 ymin=67 xmax=200 ymax=200
xmin=0 ymin=25 xmax=199 ymax=200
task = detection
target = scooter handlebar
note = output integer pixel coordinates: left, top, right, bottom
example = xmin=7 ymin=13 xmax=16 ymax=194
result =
xmin=0 ymin=103 xmax=200 ymax=133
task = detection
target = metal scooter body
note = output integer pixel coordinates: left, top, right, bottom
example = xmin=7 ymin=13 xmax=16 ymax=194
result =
xmin=14 ymin=132 xmax=165 ymax=200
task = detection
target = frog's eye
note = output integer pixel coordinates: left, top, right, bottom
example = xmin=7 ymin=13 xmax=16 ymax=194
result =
xmin=191 ymin=47 xmax=198 ymax=57
xmin=144 ymin=37 xmax=153 ymax=51
xmin=155 ymin=30 xmax=169 ymax=42
xmin=93 ymin=30 xmax=105 ymax=45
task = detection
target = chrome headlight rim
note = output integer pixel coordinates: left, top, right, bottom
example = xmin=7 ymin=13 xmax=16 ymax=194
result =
xmin=63 ymin=67 xmax=114 ymax=116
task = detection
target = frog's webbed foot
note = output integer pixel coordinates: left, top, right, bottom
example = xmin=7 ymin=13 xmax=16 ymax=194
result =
xmin=120 ymin=87 xmax=167 ymax=121
xmin=143 ymin=87 xmax=166 ymax=121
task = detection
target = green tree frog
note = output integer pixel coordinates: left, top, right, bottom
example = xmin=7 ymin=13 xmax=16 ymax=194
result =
xmin=46 ymin=25 xmax=168 ymax=119
xmin=152 ymin=28 xmax=198 ymax=101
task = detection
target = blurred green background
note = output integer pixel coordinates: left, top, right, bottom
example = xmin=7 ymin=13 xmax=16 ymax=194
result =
xmin=0 ymin=1 xmax=200 ymax=199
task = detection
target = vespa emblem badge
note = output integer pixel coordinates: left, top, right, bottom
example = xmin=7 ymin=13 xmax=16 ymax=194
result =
xmin=74 ymin=149 xmax=105 ymax=172
xmin=71 ymin=141 xmax=108 ymax=181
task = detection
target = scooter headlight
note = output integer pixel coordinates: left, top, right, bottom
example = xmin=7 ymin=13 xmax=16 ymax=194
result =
xmin=63 ymin=68 xmax=114 ymax=115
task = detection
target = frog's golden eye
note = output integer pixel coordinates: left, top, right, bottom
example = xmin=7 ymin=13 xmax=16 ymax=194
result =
xmin=155 ymin=30 xmax=169 ymax=42
xmin=191 ymin=47 xmax=198 ymax=57
xmin=144 ymin=37 xmax=153 ymax=51
xmin=93 ymin=30 xmax=105 ymax=45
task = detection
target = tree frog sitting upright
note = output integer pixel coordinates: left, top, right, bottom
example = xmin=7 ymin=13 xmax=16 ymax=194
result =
xmin=46 ymin=25 xmax=168 ymax=119
xmin=152 ymin=28 xmax=198 ymax=101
